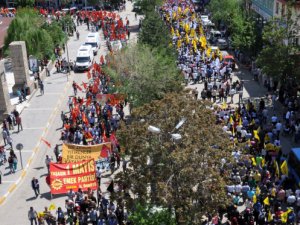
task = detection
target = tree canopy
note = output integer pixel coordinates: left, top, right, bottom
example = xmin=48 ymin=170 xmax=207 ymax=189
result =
xmin=4 ymin=8 xmax=67 ymax=59
xmin=208 ymin=0 xmax=256 ymax=54
xmin=116 ymin=92 xmax=233 ymax=224
xmin=138 ymin=9 xmax=170 ymax=49
xmin=256 ymin=16 xmax=300 ymax=80
xmin=105 ymin=45 xmax=182 ymax=108
xmin=128 ymin=203 xmax=176 ymax=225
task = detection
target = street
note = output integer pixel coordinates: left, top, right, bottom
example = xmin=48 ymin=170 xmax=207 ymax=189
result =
xmin=0 ymin=2 xmax=139 ymax=224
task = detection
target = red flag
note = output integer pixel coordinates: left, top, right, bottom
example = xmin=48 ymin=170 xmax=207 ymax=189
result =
xmin=86 ymin=97 xmax=92 ymax=107
xmin=100 ymin=145 xmax=110 ymax=158
xmin=100 ymin=55 xmax=105 ymax=65
xmin=41 ymin=138 xmax=51 ymax=148
xmin=87 ymin=71 xmax=91 ymax=80
xmin=110 ymin=132 xmax=119 ymax=146
xmin=76 ymin=84 xmax=82 ymax=92
xmin=82 ymin=82 xmax=88 ymax=90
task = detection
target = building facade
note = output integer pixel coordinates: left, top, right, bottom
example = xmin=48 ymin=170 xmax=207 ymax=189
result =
xmin=251 ymin=0 xmax=275 ymax=20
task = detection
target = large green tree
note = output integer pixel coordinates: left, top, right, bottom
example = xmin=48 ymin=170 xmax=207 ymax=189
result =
xmin=208 ymin=0 xmax=256 ymax=54
xmin=133 ymin=0 xmax=162 ymax=14
xmin=4 ymin=8 xmax=66 ymax=59
xmin=116 ymin=92 xmax=233 ymax=224
xmin=256 ymin=15 xmax=300 ymax=81
xmin=138 ymin=9 xmax=171 ymax=49
xmin=105 ymin=45 xmax=182 ymax=108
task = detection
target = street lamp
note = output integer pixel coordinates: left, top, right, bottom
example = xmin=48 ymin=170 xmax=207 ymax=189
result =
xmin=16 ymin=143 xmax=24 ymax=170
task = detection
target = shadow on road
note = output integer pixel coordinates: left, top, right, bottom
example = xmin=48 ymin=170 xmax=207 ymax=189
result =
xmin=26 ymin=196 xmax=37 ymax=202
xmin=33 ymin=166 xmax=44 ymax=170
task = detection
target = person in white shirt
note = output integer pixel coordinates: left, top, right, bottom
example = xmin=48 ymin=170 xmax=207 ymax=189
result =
xmin=271 ymin=114 xmax=278 ymax=125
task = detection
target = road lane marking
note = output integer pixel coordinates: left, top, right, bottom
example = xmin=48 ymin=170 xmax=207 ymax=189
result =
xmin=8 ymin=184 xmax=16 ymax=193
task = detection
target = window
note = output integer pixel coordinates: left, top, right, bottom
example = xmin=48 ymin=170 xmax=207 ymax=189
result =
xmin=276 ymin=2 xmax=279 ymax=14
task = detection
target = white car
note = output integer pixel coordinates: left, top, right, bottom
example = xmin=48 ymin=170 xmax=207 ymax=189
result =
xmin=85 ymin=32 xmax=100 ymax=55
xmin=74 ymin=45 xmax=94 ymax=72
xmin=216 ymin=39 xmax=228 ymax=50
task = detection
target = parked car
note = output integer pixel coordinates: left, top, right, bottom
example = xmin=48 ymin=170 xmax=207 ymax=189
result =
xmin=216 ymin=38 xmax=228 ymax=50
xmin=209 ymin=30 xmax=222 ymax=44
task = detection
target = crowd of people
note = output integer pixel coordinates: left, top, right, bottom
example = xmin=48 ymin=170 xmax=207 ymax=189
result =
xmin=160 ymin=0 xmax=300 ymax=224
xmin=29 ymin=7 xmax=130 ymax=224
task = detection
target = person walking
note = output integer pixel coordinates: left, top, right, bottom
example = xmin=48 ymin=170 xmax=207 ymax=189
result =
xmin=0 ymin=170 xmax=2 ymax=184
xmin=28 ymin=207 xmax=38 ymax=225
xmin=31 ymin=177 xmax=40 ymax=197
xmin=8 ymin=155 xmax=14 ymax=173
xmin=16 ymin=115 xmax=23 ymax=132
xmin=61 ymin=111 xmax=65 ymax=128
xmin=39 ymin=81 xmax=44 ymax=95
xmin=54 ymin=144 xmax=60 ymax=162
xmin=12 ymin=154 xmax=18 ymax=171
xmin=45 ymin=155 xmax=52 ymax=173
xmin=7 ymin=135 xmax=13 ymax=149
xmin=72 ymin=81 xmax=77 ymax=96
xmin=2 ymin=129 xmax=8 ymax=146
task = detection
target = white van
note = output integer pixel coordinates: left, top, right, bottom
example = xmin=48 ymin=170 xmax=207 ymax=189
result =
xmin=85 ymin=33 xmax=100 ymax=55
xmin=74 ymin=45 xmax=94 ymax=72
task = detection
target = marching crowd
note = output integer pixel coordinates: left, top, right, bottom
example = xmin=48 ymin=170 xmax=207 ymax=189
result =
xmin=161 ymin=0 xmax=300 ymax=224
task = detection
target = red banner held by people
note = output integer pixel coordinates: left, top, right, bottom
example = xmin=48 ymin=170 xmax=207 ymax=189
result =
xmin=49 ymin=159 xmax=97 ymax=194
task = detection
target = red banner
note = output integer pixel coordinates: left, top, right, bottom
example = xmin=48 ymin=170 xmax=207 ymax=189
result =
xmin=50 ymin=159 xmax=97 ymax=194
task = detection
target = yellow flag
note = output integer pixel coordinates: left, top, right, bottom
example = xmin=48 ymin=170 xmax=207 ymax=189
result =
xmin=206 ymin=47 xmax=212 ymax=57
xmin=192 ymin=39 xmax=197 ymax=51
xmin=256 ymin=186 xmax=261 ymax=196
xmin=183 ymin=7 xmax=189 ymax=15
xmin=177 ymin=40 xmax=182 ymax=49
xmin=275 ymin=161 xmax=280 ymax=177
xmin=190 ymin=28 xmax=195 ymax=38
xmin=178 ymin=7 xmax=182 ymax=14
xmin=200 ymin=36 xmax=207 ymax=49
xmin=253 ymin=130 xmax=260 ymax=142
xmin=263 ymin=197 xmax=270 ymax=205
xmin=239 ymin=117 xmax=242 ymax=126
xmin=172 ymin=11 xmax=176 ymax=19
xmin=171 ymin=27 xmax=175 ymax=36
xmin=184 ymin=23 xmax=190 ymax=33
xmin=48 ymin=203 xmax=56 ymax=211
xmin=229 ymin=116 xmax=233 ymax=124
xmin=175 ymin=29 xmax=180 ymax=37
xmin=185 ymin=33 xmax=189 ymax=44
xmin=37 ymin=212 xmax=44 ymax=218
xmin=199 ymin=26 xmax=204 ymax=35
xmin=222 ymin=101 xmax=227 ymax=109
xmin=251 ymin=157 xmax=257 ymax=166
xmin=281 ymin=209 xmax=292 ymax=223
xmin=267 ymin=210 xmax=273 ymax=222
xmin=253 ymin=194 xmax=257 ymax=203
xmin=280 ymin=160 xmax=288 ymax=175
xmin=262 ymin=158 xmax=265 ymax=167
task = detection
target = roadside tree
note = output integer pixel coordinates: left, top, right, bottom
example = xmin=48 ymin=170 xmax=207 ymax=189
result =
xmin=104 ymin=45 xmax=182 ymax=108
xmin=116 ymin=92 xmax=233 ymax=224
xmin=256 ymin=15 xmax=300 ymax=81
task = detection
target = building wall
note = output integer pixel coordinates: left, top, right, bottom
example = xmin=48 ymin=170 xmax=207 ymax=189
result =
xmin=251 ymin=0 xmax=275 ymax=20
